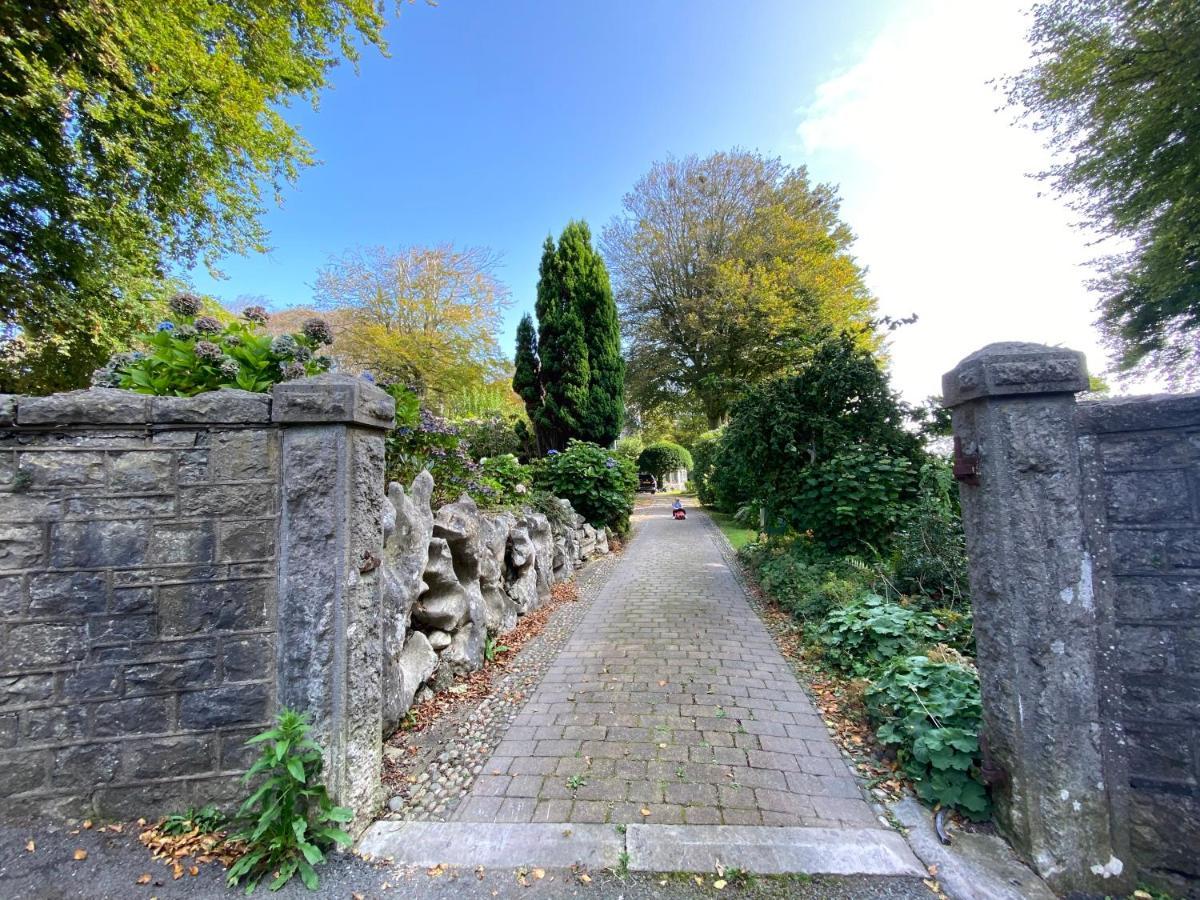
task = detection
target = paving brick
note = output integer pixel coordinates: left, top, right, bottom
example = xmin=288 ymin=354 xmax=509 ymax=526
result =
xmin=458 ymin=499 xmax=878 ymax=829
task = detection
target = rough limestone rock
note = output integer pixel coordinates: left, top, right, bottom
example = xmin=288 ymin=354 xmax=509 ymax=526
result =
xmin=395 ymin=631 xmax=437 ymax=714
xmin=579 ymin=523 xmax=597 ymax=560
xmin=380 ymin=470 xmax=435 ymax=734
xmin=427 ymin=630 xmax=451 ymax=651
xmin=525 ymin=513 xmax=555 ymax=602
xmin=596 ymin=526 xmax=609 ymax=556
xmin=480 ymin=512 xmax=518 ymax=633
xmin=433 ymin=495 xmax=486 ymax=676
xmin=505 ymin=523 xmax=539 ymax=614
xmin=413 ymin=537 xmax=468 ymax=630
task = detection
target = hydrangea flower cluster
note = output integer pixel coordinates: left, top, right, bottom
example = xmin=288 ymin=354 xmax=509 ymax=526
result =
xmin=92 ymin=291 xmax=335 ymax=396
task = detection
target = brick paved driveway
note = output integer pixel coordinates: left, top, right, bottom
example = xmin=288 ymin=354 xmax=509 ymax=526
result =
xmin=454 ymin=497 xmax=879 ymax=828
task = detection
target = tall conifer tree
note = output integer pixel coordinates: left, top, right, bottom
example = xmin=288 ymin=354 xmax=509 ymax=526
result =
xmin=515 ymin=223 xmax=624 ymax=451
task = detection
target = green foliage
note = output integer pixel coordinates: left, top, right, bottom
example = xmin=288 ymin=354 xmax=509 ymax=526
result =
xmin=711 ymin=332 xmax=921 ymax=550
xmin=477 ymin=454 xmax=533 ymax=506
xmin=96 ymin=297 xmax=332 ymax=396
xmin=636 ymin=441 xmax=694 ymax=481
xmin=521 ymin=222 xmax=625 ymax=450
xmin=456 ymin=413 xmax=528 ymax=461
xmin=603 ymin=150 xmax=879 ymax=428
xmin=0 ymin=0 xmax=386 ymax=394
xmin=385 ymin=410 xmax=480 ymax=509
xmin=866 ymin=656 xmax=989 ymax=818
xmin=1007 ymin=0 xmax=1200 ymax=379
xmin=884 ymin=460 xmax=970 ymax=612
xmin=613 ymin=434 xmax=645 ymax=463
xmin=533 ymin=230 xmax=591 ymax=449
xmin=689 ymin=429 xmax=723 ymax=506
xmin=227 ymin=709 xmax=353 ymax=894
xmin=512 ymin=313 xmax=543 ymax=436
xmin=816 ymin=594 xmax=935 ymax=676
xmin=533 ymin=440 xmax=637 ymax=533
xmin=484 ymin=634 xmax=510 ymax=662
xmin=740 ymin=536 xmax=873 ymax=624
xmin=787 ymin=449 xmax=917 ymax=554
xmin=160 ymin=805 xmax=227 ymax=837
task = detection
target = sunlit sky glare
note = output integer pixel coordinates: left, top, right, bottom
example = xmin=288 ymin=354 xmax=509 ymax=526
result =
xmin=192 ymin=0 xmax=1145 ymax=403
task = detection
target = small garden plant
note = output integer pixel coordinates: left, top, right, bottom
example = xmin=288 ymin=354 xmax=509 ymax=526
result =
xmin=226 ymin=709 xmax=352 ymax=894
xmin=93 ymin=292 xmax=333 ymax=396
xmin=533 ymin=439 xmax=637 ymax=533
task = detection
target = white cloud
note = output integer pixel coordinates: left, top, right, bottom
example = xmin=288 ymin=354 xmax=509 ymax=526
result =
xmin=797 ymin=0 xmax=1149 ymax=401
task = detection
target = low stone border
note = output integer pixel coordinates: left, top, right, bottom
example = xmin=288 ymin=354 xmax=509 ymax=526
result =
xmin=380 ymin=534 xmax=630 ymax=822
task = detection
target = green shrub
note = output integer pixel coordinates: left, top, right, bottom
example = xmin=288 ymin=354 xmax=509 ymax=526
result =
xmin=613 ymin=434 xmax=644 ymax=463
xmin=885 ymin=459 xmax=970 ymax=610
xmin=637 ymin=441 xmax=693 ymax=481
xmin=787 ymin=448 xmax=918 ymax=554
xmin=689 ymin=429 xmax=723 ymax=506
xmin=816 ymin=593 xmax=935 ymax=675
xmin=740 ymin=535 xmax=872 ymax=623
xmin=710 ymin=331 xmax=923 ymax=534
xmin=478 ymin=453 xmax=532 ymax=505
xmin=456 ymin=413 xmax=529 ymax=461
xmin=93 ymin=294 xmax=332 ymax=396
xmin=533 ymin=440 xmax=637 ymax=533
xmin=226 ymin=709 xmax=352 ymax=893
xmin=866 ymin=655 xmax=989 ymax=819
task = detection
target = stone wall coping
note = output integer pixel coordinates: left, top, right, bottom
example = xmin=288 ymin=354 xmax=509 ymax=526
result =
xmin=1076 ymin=391 xmax=1200 ymax=435
xmin=271 ymin=374 xmax=395 ymax=430
xmin=942 ymin=342 xmax=1089 ymax=408
xmin=1 ymin=375 xmax=395 ymax=430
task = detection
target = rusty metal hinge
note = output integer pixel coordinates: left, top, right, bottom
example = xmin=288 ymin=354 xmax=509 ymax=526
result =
xmin=952 ymin=436 xmax=980 ymax=485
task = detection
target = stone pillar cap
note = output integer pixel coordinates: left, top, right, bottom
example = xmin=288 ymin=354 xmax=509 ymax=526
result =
xmin=942 ymin=342 xmax=1088 ymax=408
xmin=272 ymin=374 xmax=395 ymax=429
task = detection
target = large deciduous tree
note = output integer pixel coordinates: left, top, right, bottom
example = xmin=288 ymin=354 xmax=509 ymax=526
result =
xmin=516 ymin=222 xmax=624 ymax=451
xmin=1007 ymin=0 xmax=1200 ymax=381
xmin=602 ymin=150 xmax=878 ymax=428
xmin=315 ymin=244 xmax=511 ymax=400
xmin=0 ymin=0 xmax=389 ymax=393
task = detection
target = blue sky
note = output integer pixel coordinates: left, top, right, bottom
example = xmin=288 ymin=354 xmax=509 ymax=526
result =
xmin=195 ymin=0 xmax=1137 ymax=400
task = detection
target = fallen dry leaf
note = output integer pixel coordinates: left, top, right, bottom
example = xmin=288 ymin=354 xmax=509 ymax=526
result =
xmin=475 ymin=865 xmax=486 ymax=880
xmin=188 ymin=865 xmax=199 ymax=876
xmin=82 ymin=820 xmax=93 ymax=830
xmin=73 ymin=849 xmax=88 ymax=861
xmin=532 ymin=868 xmax=545 ymax=880
xmin=25 ymin=840 xmax=34 ymax=853
xmin=171 ymin=861 xmax=183 ymax=880
xmin=136 ymin=873 xmax=152 ymax=885
xmin=427 ymin=863 xmax=446 ymax=877
xmin=577 ymin=873 xmax=591 ymax=884
xmin=713 ymin=879 xmax=727 ymax=890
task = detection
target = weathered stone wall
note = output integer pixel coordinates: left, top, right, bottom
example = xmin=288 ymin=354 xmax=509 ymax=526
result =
xmin=944 ymin=343 xmax=1199 ymax=896
xmin=0 ymin=375 xmax=610 ymax=828
xmin=0 ymin=388 xmax=281 ymax=819
xmin=380 ymin=484 xmax=609 ymax=736
xmin=1076 ymin=393 xmax=1200 ymax=893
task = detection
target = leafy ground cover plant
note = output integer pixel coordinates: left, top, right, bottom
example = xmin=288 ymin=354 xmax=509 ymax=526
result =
xmin=160 ymin=805 xmax=227 ymax=837
xmin=226 ymin=710 xmax=352 ymax=894
xmin=816 ymin=593 xmax=936 ymax=675
xmin=740 ymin=535 xmax=873 ymax=624
xmin=865 ymin=654 xmax=989 ymax=819
xmin=93 ymin=293 xmax=332 ymax=395
xmin=532 ymin=440 xmax=637 ymax=533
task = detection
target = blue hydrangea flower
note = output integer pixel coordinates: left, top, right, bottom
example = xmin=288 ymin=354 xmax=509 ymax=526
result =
xmin=156 ymin=321 xmax=175 ymax=332
xmin=605 ymin=458 xmax=616 ymax=468
xmin=547 ymin=449 xmax=560 ymax=456
xmin=360 ymin=372 xmax=376 ymax=384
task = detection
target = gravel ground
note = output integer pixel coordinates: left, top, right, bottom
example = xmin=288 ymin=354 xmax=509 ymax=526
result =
xmin=0 ymin=820 xmax=931 ymax=899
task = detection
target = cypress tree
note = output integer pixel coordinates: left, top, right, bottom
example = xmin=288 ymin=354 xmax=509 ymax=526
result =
xmin=562 ymin=221 xmax=624 ymax=445
xmin=512 ymin=313 xmax=542 ymax=431
xmin=533 ymin=235 xmax=590 ymax=451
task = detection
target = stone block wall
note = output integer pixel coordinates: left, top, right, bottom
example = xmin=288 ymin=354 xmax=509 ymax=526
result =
xmin=1075 ymin=394 xmax=1200 ymax=890
xmin=0 ymin=389 xmax=280 ymax=819
xmin=0 ymin=375 xmax=611 ymax=828
xmin=944 ymin=343 xmax=1199 ymax=896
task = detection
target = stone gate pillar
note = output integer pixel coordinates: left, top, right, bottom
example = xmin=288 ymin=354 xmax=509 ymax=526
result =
xmin=943 ymin=343 xmax=1131 ymax=894
xmin=272 ymin=375 xmax=394 ymax=829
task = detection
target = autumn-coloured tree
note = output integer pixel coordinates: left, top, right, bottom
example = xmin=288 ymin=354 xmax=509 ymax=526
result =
xmin=603 ymin=150 xmax=878 ymax=428
xmin=314 ymin=244 xmax=511 ymax=399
